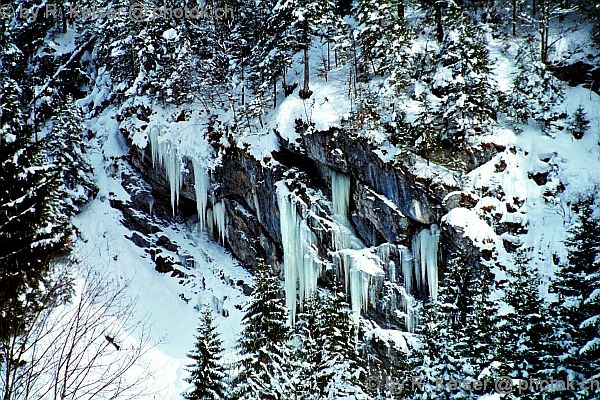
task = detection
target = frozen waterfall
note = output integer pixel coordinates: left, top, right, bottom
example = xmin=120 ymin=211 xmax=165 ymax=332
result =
xmin=212 ymin=201 xmax=227 ymax=245
xmin=411 ymin=225 xmax=440 ymax=301
xmin=276 ymin=182 xmax=320 ymax=326
xmin=330 ymin=171 xmax=383 ymax=327
xmin=149 ymin=126 xmax=183 ymax=215
xmin=192 ymin=159 xmax=209 ymax=232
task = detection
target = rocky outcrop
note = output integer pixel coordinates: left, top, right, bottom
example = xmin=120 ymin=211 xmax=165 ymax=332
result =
xmin=123 ymin=124 xmax=486 ymax=331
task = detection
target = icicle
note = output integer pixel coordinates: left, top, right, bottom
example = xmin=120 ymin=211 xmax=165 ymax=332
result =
xmin=206 ymin=207 xmax=214 ymax=238
xmin=149 ymin=126 xmax=160 ymax=168
xmin=212 ymin=201 xmax=227 ymax=245
xmin=401 ymin=246 xmax=413 ymax=294
xmin=419 ymin=229 xmax=431 ymax=294
xmin=411 ymin=225 xmax=440 ymax=300
xmin=148 ymin=125 xmax=183 ymax=215
xmin=412 ymin=235 xmax=422 ymax=291
xmin=332 ymin=171 xmax=351 ymax=217
xmin=377 ymin=243 xmax=393 ymax=282
xmin=336 ymin=249 xmax=382 ymax=328
xmin=403 ymin=294 xmax=418 ymax=333
xmin=148 ymin=197 xmax=155 ymax=216
xmin=350 ymin=267 xmax=370 ymax=327
xmin=276 ymin=182 xmax=320 ymax=326
xmin=389 ymin=261 xmax=396 ymax=283
xmin=192 ymin=159 xmax=209 ymax=232
xmin=428 ymin=224 xmax=440 ymax=301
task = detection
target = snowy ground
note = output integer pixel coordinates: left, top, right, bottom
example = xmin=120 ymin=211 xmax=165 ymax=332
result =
xmin=65 ymin=13 xmax=600 ymax=398
xmin=70 ymin=106 xmax=253 ymax=398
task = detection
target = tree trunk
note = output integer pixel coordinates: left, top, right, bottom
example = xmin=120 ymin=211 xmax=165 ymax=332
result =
xmin=435 ymin=2 xmax=444 ymax=42
xmin=299 ymin=20 xmax=312 ymax=99
xmin=241 ymin=57 xmax=245 ymax=106
xmin=540 ymin=0 xmax=548 ymax=63
xmin=512 ymin=0 xmax=517 ymax=36
xmin=398 ymin=0 xmax=405 ymax=21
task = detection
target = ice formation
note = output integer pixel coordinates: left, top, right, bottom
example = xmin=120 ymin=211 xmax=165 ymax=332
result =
xmin=192 ymin=158 xmax=209 ymax=232
xmin=332 ymin=171 xmax=351 ymax=216
xmin=400 ymin=246 xmax=414 ymax=294
xmin=330 ymin=171 xmax=383 ymax=327
xmin=336 ymin=249 xmax=382 ymax=327
xmin=412 ymin=225 xmax=440 ymax=301
xmin=212 ymin=201 xmax=227 ymax=245
xmin=149 ymin=126 xmax=182 ymax=215
xmin=276 ymin=182 xmax=320 ymax=325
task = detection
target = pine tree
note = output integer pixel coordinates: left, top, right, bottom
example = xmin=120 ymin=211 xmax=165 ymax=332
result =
xmin=293 ymin=287 xmax=371 ymax=399
xmin=497 ymin=248 xmax=552 ymax=387
xmin=354 ymin=0 xmax=409 ymax=76
xmin=45 ymin=96 xmax=97 ymax=218
xmin=232 ymin=261 xmax=293 ymax=399
xmin=184 ymin=308 xmax=227 ymax=400
xmin=431 ymin=11 xmax=498 ymax=146
xmin=0 ymin=72 xmax=68 ymax=342
xmin=550 ymin=196 xmax=600 ymax=394
xmin=568 ymin=105 xmax=590 ymax=140
xmin=319 ymin=287 xmax=370 ymax=399
xmin=507 ymin=45 xmax=564 ymax=135
xmin=274 ymin=0 xmax=340 ymax=99
xmin=412 ymin=254 xmax=498 ymax=399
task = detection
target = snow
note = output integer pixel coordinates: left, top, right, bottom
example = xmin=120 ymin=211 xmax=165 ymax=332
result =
xmin=363 ymin=327 xmax=414 ymax=352
xmin=162 ymin=28 xmax=179 ymax=41
xmin=444 ymin=208 xmax=497 ymax=250
xmin=71 ymin=105 xmax=252 ymax=398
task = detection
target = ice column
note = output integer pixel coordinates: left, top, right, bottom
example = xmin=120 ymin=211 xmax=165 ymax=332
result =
xmin=330 ymin=171 xmax=383 ymax=327
xmin=276 ymin=182 xmax=320 ymax=326
xmin=400 ymin=246 xmax=413 ymax=294
xmin=412 ymin=225 xmax=440 ymax=301
xmin=192 ymin=159 xmax=209 ymax=232
xmin=212 ymin=201 xmax=227 ymax=245
xmin=149 ymin=126 xmax=183 ymax=215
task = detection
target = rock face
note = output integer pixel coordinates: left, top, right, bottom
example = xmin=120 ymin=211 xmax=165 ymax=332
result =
xmin=125 ymin=125 xmax=485 ymax=332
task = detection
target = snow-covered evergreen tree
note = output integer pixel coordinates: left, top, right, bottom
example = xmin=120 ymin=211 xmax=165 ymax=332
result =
xmin=354 ymin=0 xmax=409 ymax=76
xmin=293 ymin=286 xmax=371 ymax=399
xmin=497 ymin=248 xmax=552 ymax=384
xmin=0 ymin=70 xmax=68 ymax=342
xmin=184 ymin=307 xmax=227 ymax=400
xmin=567 ymin=105 xmax=590 ymax=140
xmin=232 ymin=261 xmax=293 ymax=399
xmin=430 ymin=11 xmax=498 ymax=146
xmin=507 ymin=45 xmax=564 ymax=135
xmin=45 ymin=96 xmax=96 ymax=217
xmin=550 ymin=196 xmax=600 ymax=393
xmin=412 ymin=254 xmax=498 ymax=399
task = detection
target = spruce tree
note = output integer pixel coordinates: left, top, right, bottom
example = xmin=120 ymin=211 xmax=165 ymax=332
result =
xmin=550 ymin=196 xmax=600 ymax=394
xmin=431 ymin=11 xmax=498 ymax=146
xmin=568 ymin=105 xmax=590 ymax=140
xmin=45 ymin=96 xmax=97 ymax=218
xmin=0 ymin=65 xmax=65 ymax=338
xmin=232 ymin=261 xmax=293 ymax=399
xmin=412 ymin=254 xmax=498 ymax=399
xmin=497 ymin=248 xmax=551 ymax=386
xmin=184 ymin=308 xmax=227 ymax=400
xmin=507 ymin=46 xmax=564 ymax=135
xmin=354 ymin=0 xmax=409 ymax=76
xmin=293 ymin=287 xmax=371 ymax=399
